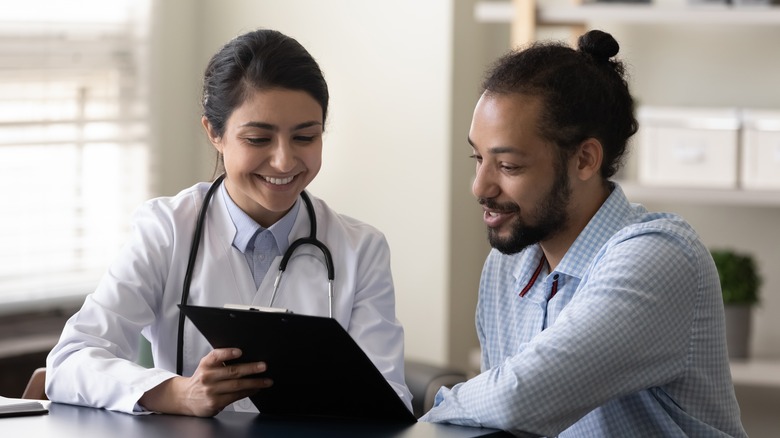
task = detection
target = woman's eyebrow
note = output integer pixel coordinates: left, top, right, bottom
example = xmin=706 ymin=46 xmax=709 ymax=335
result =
xmin=240 ymin=121 xmax=276 ymax=130
xmin=292 ymin=121 xmax=323 ymax=130
xmin=239 ymin=121 xmax=322 ymax=131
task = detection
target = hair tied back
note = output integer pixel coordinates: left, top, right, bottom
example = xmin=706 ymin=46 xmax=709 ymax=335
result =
xmin=577 ymin=30 xmax=619 ymax=63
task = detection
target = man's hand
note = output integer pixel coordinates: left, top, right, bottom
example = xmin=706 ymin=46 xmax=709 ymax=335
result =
xmin=139 ymin=348 xmax=273 ymax=417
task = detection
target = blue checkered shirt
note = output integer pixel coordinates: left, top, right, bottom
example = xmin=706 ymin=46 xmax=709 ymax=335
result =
xmin=421 ymin=184 xmax=746 ymax=437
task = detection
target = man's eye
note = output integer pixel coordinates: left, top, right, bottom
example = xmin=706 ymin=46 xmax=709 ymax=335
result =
xmin=468 ymin=154 xmax=482 ymax=163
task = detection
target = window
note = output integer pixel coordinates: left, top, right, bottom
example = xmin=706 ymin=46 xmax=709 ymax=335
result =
xmin=0 ymin=0 xmax=152 ymax=314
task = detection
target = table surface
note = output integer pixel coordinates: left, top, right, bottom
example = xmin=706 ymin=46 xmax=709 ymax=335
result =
xmin=1 ymin=402 xmax=512 ymax=438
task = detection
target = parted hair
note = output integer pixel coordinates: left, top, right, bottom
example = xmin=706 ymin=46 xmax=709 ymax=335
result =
xmin=201 ymin=29 xmax=329 ymax=138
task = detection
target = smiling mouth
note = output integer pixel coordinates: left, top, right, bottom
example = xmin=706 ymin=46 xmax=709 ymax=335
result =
xmin=483 ymin=206 xmax=519 ymax=217
xmin=263 ymin=175 xmax=295 ymax=185
xmin=482 ymin=206 xmax=520 ymax=230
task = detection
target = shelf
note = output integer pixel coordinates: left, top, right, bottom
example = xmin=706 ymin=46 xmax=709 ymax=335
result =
xmin=730 ymin=359 xmax=780 ymax=388
xmin=475 ymin=2 xmax=780 ymax=25
xmin=619 ymin=182 xmax=780 ymax=208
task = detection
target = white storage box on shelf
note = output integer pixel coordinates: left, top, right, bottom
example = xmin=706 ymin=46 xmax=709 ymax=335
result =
xmin=637 ymin=106 xmax=740 ymax=188
xmin=740 ymin=109 xmax=780 ymax=190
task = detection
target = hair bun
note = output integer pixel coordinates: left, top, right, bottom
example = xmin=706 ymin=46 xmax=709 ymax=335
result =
xmin=577 ymin=30 xmax=619 ymax=62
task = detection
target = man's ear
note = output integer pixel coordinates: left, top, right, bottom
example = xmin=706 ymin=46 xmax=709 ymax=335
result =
xmin=201 ymin=116 xmax=222 ymax=151
xmin=575 ymin=138 xmax=603 ymax=181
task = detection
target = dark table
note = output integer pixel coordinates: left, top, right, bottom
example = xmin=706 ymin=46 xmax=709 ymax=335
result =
xmin=2 ymin=402 xmax=512 ymax=437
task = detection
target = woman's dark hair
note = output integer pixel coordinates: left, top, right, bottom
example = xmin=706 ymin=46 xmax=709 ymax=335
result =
xmin=202 ymin=29 xmax=329 ymax=139
xmin=481 ymin=30 xmax=638 ymax=179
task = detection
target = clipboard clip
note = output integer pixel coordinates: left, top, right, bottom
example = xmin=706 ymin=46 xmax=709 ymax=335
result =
xmin=223 ymin=304 xmax=293 ymax=313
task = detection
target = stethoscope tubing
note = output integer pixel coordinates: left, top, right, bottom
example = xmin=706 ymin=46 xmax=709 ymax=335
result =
xmin=176 ymin=173 xmax=225 ymax=375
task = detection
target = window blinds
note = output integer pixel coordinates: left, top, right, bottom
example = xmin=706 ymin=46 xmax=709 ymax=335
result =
xmin=0 ymin=0 xmax=151 ymax=314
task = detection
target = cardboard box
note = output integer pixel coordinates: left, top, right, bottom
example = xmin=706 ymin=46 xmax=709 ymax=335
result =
xmin=740 ymin=109 xmax=780 ymax=190
xmin=637 ymin=106 xmax=740 ymax=188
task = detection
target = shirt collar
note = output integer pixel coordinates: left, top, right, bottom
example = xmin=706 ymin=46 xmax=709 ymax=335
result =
xmin=221 ymin=182 xmax=300 ymax=255
xmin=510 ymin=183 xmax=637 ymax=282
xmin=554 ymin=182 xmax=636 ymax=280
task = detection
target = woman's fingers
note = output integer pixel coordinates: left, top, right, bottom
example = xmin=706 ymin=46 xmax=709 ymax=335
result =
xmin=201 ymin=348 xmax=242 ymax=367
xmin=196 ymin=348 xmax=273 ymax=397
xmin=222 ymin=360 xmax=267 ymax=379
xmin=199 ymin=348 xmax=269 ymax=383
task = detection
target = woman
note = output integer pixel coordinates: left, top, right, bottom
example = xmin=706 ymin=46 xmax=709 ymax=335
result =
xmin=46 ymin=29 xmax=412 ymax=417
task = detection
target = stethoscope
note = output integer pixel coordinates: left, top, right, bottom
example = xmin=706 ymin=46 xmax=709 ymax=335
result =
xmin=175 ymin=173 xmax=335 ymax=375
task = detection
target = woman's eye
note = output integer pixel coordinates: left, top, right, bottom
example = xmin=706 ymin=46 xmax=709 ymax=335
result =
xmin=246 ymin=137 xmax=270 ymax=145
xmin=294 ymin=135 xmax=316 ymax=142
xmin=501 ymin=164 xmax=519 ymax=172
xmin=468 ymin=154 xmax=482 ymax=163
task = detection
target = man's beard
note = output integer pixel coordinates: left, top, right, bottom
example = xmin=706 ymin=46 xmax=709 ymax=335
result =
xmin=480 ymin=166 xmax=571 ymax=255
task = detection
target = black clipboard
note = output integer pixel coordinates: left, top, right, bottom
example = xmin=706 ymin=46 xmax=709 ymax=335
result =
xmin=179 ymin=304 xmax=416 ymax=424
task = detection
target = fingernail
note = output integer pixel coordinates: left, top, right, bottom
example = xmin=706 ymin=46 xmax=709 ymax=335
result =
xmin=257 ymin=362 xmax=266 ymax=371
xmin=232 ymin=348 xmax=241 ymax=356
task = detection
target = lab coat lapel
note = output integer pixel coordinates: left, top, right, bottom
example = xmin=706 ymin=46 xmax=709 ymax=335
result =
xmin=197 ymin=186 xmax=258 ymax=306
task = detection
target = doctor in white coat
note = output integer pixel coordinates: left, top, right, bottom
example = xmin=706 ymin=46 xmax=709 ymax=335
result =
xmin=46 ymin=28 xmax=412 ymax=417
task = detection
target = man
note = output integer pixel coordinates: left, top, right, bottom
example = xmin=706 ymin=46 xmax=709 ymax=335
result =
xmin=420 ymin=30 xmax=746 ymax=437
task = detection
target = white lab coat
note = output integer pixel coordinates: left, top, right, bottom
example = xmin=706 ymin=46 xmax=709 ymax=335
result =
xmin=46 ymin=181 xmax=412 ymax=414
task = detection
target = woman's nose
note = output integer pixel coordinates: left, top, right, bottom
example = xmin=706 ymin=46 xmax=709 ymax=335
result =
xmin=270 ymin=142 xmax=296 ymax=172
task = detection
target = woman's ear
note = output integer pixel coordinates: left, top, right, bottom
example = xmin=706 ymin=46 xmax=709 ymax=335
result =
xmin=575 ymin=138 xmax=604 ymax=181
xmin=201 ymin=116 xmax=222 ymax=151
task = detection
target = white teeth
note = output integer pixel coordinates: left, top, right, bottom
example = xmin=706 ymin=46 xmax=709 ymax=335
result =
xmin=488 ymin=212 xmax=499 ymax=217
xmin=264 ymin=176 xmax=294 ymax=185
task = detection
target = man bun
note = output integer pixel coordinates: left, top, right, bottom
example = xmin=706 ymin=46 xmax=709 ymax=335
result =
xmin=577 ymin=30 xmax=619 ymax=62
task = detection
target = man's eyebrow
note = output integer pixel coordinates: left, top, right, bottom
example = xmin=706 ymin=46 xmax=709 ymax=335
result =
xmin=467 ymin=137 xmax=525 ymax=156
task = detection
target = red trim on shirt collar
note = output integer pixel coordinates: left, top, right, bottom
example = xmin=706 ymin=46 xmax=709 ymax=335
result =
xmin=519 ymin=254 xmax=546 ymax=297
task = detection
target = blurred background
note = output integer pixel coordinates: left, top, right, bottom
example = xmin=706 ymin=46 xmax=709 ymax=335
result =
xmin=1 ymin=0 xmax=779 ymax=434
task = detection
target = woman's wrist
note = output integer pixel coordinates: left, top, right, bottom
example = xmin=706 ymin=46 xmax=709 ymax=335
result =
xmin=139 ymin=376 xmax=182 ymax=415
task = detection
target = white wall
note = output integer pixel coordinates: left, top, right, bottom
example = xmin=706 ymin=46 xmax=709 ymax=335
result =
xmin=148 ymin=0 xmax=212 ymax=193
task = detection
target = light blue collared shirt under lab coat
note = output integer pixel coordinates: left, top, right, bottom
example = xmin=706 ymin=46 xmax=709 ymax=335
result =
xmin=221 ymin=183 xmax=300 ymax=290
xmin=421 ymin=184 xmax=746 ymax=437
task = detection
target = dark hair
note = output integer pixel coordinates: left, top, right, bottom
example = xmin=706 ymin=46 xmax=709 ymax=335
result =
xmin=202 ymin=29 xmax=329 ymax=139
xmin=481 ymin=30 xmax=638 ymax=179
